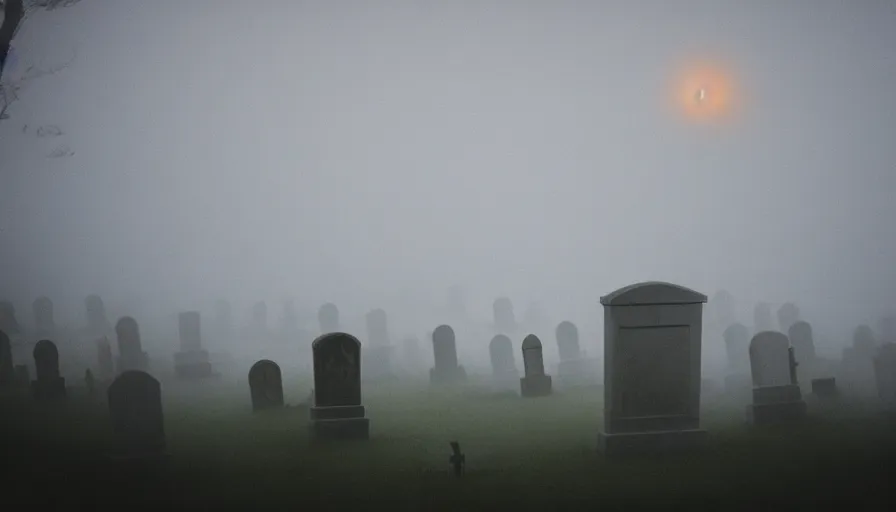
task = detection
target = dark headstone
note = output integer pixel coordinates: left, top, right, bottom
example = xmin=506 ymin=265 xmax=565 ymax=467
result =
xmin=520 ymin=334 xmax=552 ymax=397
xmin=430 ymin=325 xmax=466 ymax=385
xmin=108 ymin=371 xmax=165 ymax=458
xmin=30 ymin=339 xmax=66 ymax=401
xmin=248 ymin=359 xmax=284 ymax=411
xmin=310 ymin=332 xmax=369 ymax=439
xmin=788 ymin=320 xmax=817 ymax=365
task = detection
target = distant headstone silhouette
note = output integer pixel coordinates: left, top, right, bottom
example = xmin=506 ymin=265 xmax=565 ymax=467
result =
xmin=317 ymin=303 xmax=340 ymax=334
xmin=747 ymin=331 xmax=806 ymax=425
xmin=32 ymin=296 xmax=56 ymax=338
xmin=364 ymin=308 xmax=394 ymax=380
xmin=429 ymin=325 xmax=466 ymax=386
xmin=174 ymin=311 xmax=213 ymax=379
xmin=108 ymin=370 xmax=165 ymax=459
xmin=115 ymin=316 xmax=148 ymax=373
xmin=0 ymin=301 xmax=21 ymax=336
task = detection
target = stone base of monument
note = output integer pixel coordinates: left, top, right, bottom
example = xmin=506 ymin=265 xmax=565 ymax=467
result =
xmin=746 ymin=384 xmax=808 ymax=425
xmin=429 ymin=365 xmax=467 ymax=386
xmin=310 ymin=405 xmax=370 ymax=440
xmin=556 ymin=358 xmax=600 ymax=388
xmin=174 ymin=350 xmax=215 ymax=379
xmin=598 ymin=428 xmax=708 ymax=456
xmin=520 ymin=374 xmax=552 ymax=397
xmin=31 ymin=377 xmax=66 ymax=401
xmin=116 ymin=352 xmax=149 ymax=374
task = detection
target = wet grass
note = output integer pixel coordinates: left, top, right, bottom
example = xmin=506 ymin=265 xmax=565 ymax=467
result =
xmin=3 ymin=378 xmax=896 ymax=509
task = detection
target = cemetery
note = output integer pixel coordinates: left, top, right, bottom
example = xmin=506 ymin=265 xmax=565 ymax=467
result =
xmin=2 ymin=283 xmax=896 ymax=508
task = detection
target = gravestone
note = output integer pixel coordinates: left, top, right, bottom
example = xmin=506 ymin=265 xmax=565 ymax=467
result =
xmin=115 ymin=316 xmax=148 ymax=373
xmin=318 ymin=303 xmax=340 ymax=334
xmin=310 ymin=332 xmax=369 ymax=440
xmin=520 ymin=334 xmax=552 ymax=397
xmin=32 ymin=296 xmax=56 ymax=339
xmin=723 ymin=323 xmax=752 ymax=396
xmin=597 ymin=281 xmax=708 ymax=456
xmin=811 ymin=377 xmax=838 ymax=399
xmin=873 ymin=343 xmax=896 ymax=407
xmin=174 ymin=311 xmax=214 ymax=379
xmin=31 ymin=339 xmax=66 ymax=401
xmin=777 ymin=303 xmax=800 ymax=333
xmin=0 ymin=330 xmax=13 ymax=385
xmin=0 ymin=300 xmax=21 ymax=336
xmin=85 ymin=295 xmax=113 ymax=338
xmin=364 ymin=308 xmax=394 ymax=380
xmin=96 ymin=337 xmax=115 ymax=381
xmin=555 ymin=320 xmax=600 ymax=386
xmin=493 ymin=297 xmax=516 ymax=334
xmin=429 ymin=325 xmax=467 ymax=385
xmin=248 ymin=359 xmax=284 ymax=411
xmin=489 ymin=334 xmax=519 ymax=389
xmin=108 ymin=370 xmax=165 ymax=458
xmin=753 ymin=302 xmax=775 ymax=334
xmin=747 ymin=331 xmax=806 ymax=425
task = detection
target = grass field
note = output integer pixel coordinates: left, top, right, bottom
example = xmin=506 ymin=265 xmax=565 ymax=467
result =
xmin=4 ymin=375 xmax=896 ymax=509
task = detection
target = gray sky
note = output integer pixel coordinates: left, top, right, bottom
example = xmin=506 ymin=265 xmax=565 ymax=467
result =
xmin=1 ymin=0 xmax=895 ymax=331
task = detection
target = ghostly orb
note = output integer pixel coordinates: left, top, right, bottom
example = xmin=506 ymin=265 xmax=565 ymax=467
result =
xmin=669 ymin=59 xmax=739 ymax=123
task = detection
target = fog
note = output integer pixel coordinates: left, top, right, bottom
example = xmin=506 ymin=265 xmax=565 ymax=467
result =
xmin=2 ymin=0 xmax=896 ymax=342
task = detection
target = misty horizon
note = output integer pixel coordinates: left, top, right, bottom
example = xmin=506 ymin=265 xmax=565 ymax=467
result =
xmin=2 ymin=0 xmax=895 ymax=339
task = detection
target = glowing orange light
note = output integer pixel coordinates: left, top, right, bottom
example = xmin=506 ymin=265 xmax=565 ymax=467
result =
xmin=669 ymin=59 xmax=740 ymax=124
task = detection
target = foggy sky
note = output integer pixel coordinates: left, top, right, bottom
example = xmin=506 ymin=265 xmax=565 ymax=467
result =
xmin=1 ymin=0 xmax=895 ymax=332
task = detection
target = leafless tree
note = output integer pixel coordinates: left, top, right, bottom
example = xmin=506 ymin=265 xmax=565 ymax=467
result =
xmin=1 ymin=0 xmax=81 ymax=121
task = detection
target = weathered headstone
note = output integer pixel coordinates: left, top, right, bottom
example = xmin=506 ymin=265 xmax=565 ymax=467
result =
xmin=873 ymin=343 xmax=896 ymax=407
xmin=0 ymin=330 xmax=13 ymax=385
xmin=811 ymin=377 xmax=838 ymax=399
xmin=115 ymin=316 xmax=148 ymax=373
xmin=318 ymin=303 xmax=340 ymax=334
xmin=747 ymin=331 xmax=807 ymax=425
xmin=520 ymin=334 xmax=552 ymax=397
xmin=429 ymin=325 xmax=467 ymax=385
xmin=248 ymin=359 xmax=284 ymax=411
xmin=174 ymin=311 xmax=213 ymax=379
xmin=489 ymin=334 xmax=519 ymax=389
xmin=0 ymin=300 xmax=21 ymax=336
xmin=493 ymin=297 xmax=516 ymax=334
xmin=30 ymin=339 xmax=66 ymax=401
xmin=753 ymin=302 xmax=775 ymax=334
xmin=364 ymin=308 xmax=394 ymax=380
xmin=32 ymin=296 xmax=56 ymax=338
xmin=96 ymin=337 xmax=115 ymax=381
xmin=310 ymin=332 xmax=369 ymax=439
xmin=597 ymin=281 xmax=708 ymax=456
xmin=555 ymin=320 xmax=599 ymax=386
xmin=777 ymin=303 xmax=800 ymax=333
xmin=108 ymin=370 xmax=165 ymax=458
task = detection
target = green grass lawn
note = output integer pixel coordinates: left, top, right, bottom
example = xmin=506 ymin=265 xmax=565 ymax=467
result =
xmin=3 ymin=377 xmax=896 ymax=509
